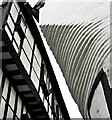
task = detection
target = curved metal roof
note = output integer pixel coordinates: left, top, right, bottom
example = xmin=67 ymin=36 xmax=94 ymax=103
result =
xmin=40 ymin=8 xmax=111 ymax=117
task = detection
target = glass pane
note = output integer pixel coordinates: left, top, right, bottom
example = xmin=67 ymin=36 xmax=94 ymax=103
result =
xmin=0 ymin=69 xmax=3 ymax=88
xmin=20 ymin=19 xmax=26 ymax=33
xmin=46 ymin=77 xmax=50 ymax=90
xmin=16 ymin=96 xmax=22 ymax=118
xmin=34 ymin=45 xmax=42 ymax=66
xmin=49 ymin=94 xmax=52 ymax=106
xmin=5 ymin=25 xmax=12 ymax=40
xmin=7 ymin=15 xmax=14 ymax=33
xmin=2 ymin=78 xmax=9 ymax=99
xmin=20 ymin=50 xmax=30 ymax=74
xmin=15 ymin=116 xmax=18 ymax=120
xmin=14 ymin=1 xmax=20 ymax=12
xmin=44 ymin=99 xmax=48 ymax=111
xmin=9 ymin=87 xmax=16 ymax=110
xmin=59 ymin=109 xmax=62 ymax=118
xmin=44 ymin=71 xmax=47 ymax=83
xmin=7 ymin=107 xmax=13 ymax=118
xmin=23 ymin=39 xmax=32 ymax=62
xmin=27 ymin=113 xmax=31 ymax=119
xmin=10 ymin=3 xmax=18 ymax=23
xmin=39 ymin=87 xmax=44 ymax=101
xmin=12 ymin=41 xmax=19 ymax=53
xmin=14 ymin=32 xmax=20 ymax=48
xmin=49 ymin=106 xmax=52 ymax=118
xmin=31 ymin=68 xmax=39 ymax=90
xmin=49 ymin=83 xmax=52 ymax=90
xmin=23 ymin=106 xmax=26 ymax=114
xmin=0 ymin=98 xmax=6 ymax=119
xmin=33 ymin=56 xmax=40 ymax=78
xmin=26 ymin=28 xmax=34 ymax=49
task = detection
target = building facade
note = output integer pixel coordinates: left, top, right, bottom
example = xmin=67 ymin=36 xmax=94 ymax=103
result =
xmin=0 ymin=1 xmax=70 ymax=119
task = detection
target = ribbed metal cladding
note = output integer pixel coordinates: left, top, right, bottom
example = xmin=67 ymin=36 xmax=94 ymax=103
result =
xmin=39 ymin=3 xmax=112 ymax=118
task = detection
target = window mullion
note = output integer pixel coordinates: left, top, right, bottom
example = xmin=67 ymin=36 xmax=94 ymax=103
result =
xmin=29 ymin=42 xmax=35 ymax=77
xmin=13 ymin=94 xmax=18 ymax=120
xmin=3 ymin=83 xmax=11 ymax=120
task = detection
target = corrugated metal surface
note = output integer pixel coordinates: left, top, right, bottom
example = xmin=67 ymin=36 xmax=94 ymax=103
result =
xmin=39 ymin=2 xmax=112 ymax=118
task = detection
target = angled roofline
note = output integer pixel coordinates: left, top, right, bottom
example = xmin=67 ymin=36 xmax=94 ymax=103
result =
xmin=18 ymin=2 xmax=70 ymax=120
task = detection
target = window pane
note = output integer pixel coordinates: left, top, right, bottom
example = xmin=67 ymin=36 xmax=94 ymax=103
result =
xmin=9 ymin=87 xmax=16 ymax=110
xmin=7 ymin=107 xmax=13 ymax=118
xmin=49 ymin=106 xmax=52 ymax=118
xmin=14 ymin=32 xmax=20 ymax=48
xmin=44 ymin=71 xmax=47 ymax=83
xmin=31 ymin=68 xmax=39 ymax=90
xmin=10 ymin=3 xmax=18 ymax=23
xmin=46 ymin=77 xmax=50 ymax=90
xmin=2 ymin=78 xmax=9 ymax=99
xmin=7 ymin=15 xmax=14 ymax=33
xmin=34 ymin=45 xmax=42 ymax=66
xmin=23 ymin=39 xmax=32 ymax=62
xmin=39 ymin=87 xmax=44 ymax=101
xmin=14 ymin=1 xmax=20 ymax=12
xmin=33 ymin=56 xmax=40 ymax=78
xmin=26 ymin=28 xmax=34 ymax=49
xmin=16 ymin=97 xmax=22 ymax=118
xmin=12 ymin=41 xmax=19 ymax=53
xmin=49 ymin=94 xmax=52 ymax=106
xmin=27 ymin=113 xmax=31 ymax=119
xmin=49 ymin=83 xmax=52 ymax=90
xmin=0 ymin=69 xmax=3 ymax=88
xmin=44 ymin=99 xmax=48 ymax=111
xmin=5 ymin=25 xmax=12 ymax=40
xmin=0 ymin=98 xmax=6 ymax=119
xmin=20 ymin=19 xmax=26 ymax=33
xmin=20 ymin=50 xmax=30 ymax=74
xmin=23 ymin=106 xmax=26 ymax=114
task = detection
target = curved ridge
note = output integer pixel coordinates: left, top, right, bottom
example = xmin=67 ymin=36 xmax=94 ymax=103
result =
xmin=39 ymin=17 xmax=111 ymax=118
